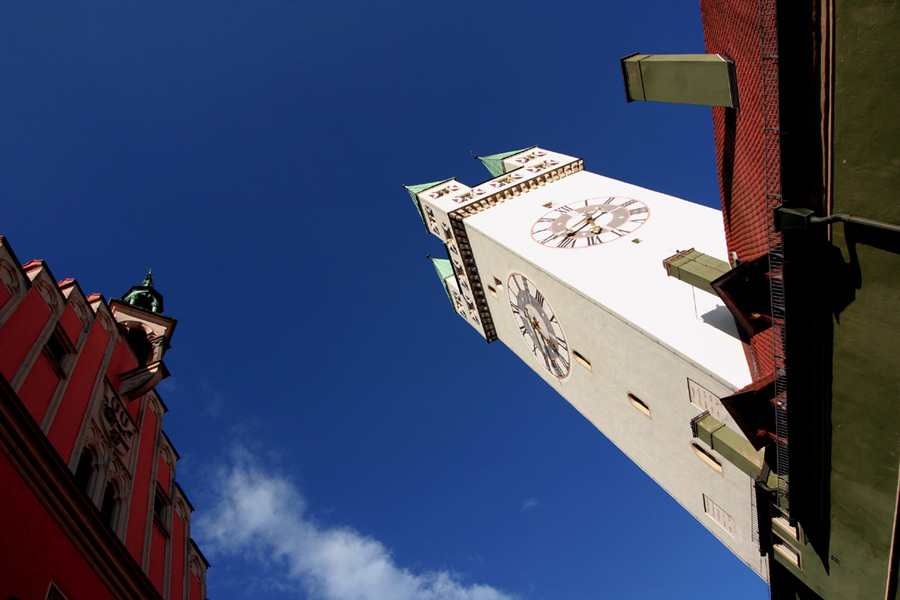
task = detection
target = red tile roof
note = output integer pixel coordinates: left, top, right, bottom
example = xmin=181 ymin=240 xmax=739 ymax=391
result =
xmin=702 ymin=0 xmax=775 ymax=378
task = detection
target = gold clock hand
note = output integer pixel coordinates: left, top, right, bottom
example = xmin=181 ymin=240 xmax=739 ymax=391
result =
xmin=565 ymin=208 xmax=607 ymax=236
xmin=530 ymin=316 xmax=558 ymax=355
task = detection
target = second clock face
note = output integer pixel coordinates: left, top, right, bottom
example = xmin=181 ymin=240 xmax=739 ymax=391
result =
xmin=531 ymin=196 xmax=649 ymax=248
xmin=507 ymin=273 xmax=570 ymax=379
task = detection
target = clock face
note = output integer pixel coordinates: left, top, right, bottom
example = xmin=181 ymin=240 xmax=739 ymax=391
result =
xmin=531 ymin=196 xmax=649 ymax=248
xmin=507 ymin=273 xmax=570 ymax=379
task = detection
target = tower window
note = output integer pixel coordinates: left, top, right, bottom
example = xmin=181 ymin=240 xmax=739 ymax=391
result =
xmin=153 ymin=485 xmax=171 ymax=533
xmin=628 ymin=393 xmax=651 ymax=418
xmin=493 ymin=277 xmax=503 ymax=291
xmin=43 ymin=325 xmax=75 ymax=378
xmin=74 ymin=448 xmax=97 ymax=496
xmin=487 ymin=285 xmax=498 ymax=299
xmin=691 ymin=442 xmax=723 ymax=474
xmin=100 ymin=480 xmax=120 ymax=531
xmin=124 ymin=325 xmax=154 ymax=366
xmin=573 ymin=350 xmax=592 ymax=372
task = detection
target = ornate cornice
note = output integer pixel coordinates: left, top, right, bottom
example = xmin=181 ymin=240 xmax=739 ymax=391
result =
xmin=34 ymin=279 xmax=64 ymax=316
xmin=173 ymin=497 xmax=189 ymax=522
xmin=0 ymin=257 xmax=22 ymax=297
xmin=450 ymin=159 xmax=584 ymax=221
xmin=447 ymin=159 xmax=585 ymax=343
xmin=94 ymin=309 xmax=117 ymax=338
xmin=119 ymin=361 xmax=169 ymax=401
xmin=146 ymin=393 xmax=165 ymax=420
xmin=188 ymin=553 xmax=207 ymax=584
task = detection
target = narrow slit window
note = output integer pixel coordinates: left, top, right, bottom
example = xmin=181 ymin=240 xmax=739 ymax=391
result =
xmin=487 ymin=285 xmax=498 ymax=299
xmin=74 ymin=448 xmax=97 ymax=497
xmin=573 ymin=350 xmax=592 ymax=372
xmin=493 ymin=277 xmax=503 ymax=291
xmin=691 ymin=442 xmax=723 ymax=474
xmin=628 ymin=393 xmax=651 ymax=418
xmin=100 ymin=481 xmax=120 ymax=530
xmin=153 ymin=486 xmax=171 ymax=533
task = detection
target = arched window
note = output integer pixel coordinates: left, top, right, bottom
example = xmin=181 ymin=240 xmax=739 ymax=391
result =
xmin=73 ymin=448 xmax=97 ymax=497
xmin=99 ymin=480 xmax=120 ymax=531
xmin=124 ymin=325 xmax=154 ymax=367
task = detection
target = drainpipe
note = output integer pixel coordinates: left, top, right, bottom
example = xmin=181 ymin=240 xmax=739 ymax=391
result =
xmin=776 ymin=207 xmax=900 ymax=240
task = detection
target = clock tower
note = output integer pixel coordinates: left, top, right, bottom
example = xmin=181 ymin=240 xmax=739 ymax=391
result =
xmin=407 ymin=147 xmax=768 ymax=579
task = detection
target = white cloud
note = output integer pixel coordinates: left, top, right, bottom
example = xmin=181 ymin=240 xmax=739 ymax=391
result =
xmin=520 ymin=497 xmax=539 ymax=513
xmin=197 ymin=449 xmax=516 ymax=600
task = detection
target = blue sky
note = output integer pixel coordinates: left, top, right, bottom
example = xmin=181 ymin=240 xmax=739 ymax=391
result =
xmin=1 ymin=2 xmax=770 ymax=599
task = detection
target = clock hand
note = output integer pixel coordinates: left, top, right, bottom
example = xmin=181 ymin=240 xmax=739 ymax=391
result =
xmin=567 ymin=209 xmax=597 ymax=230
xmin=530 ymin=316 xmax=558 ymax=356
xmin=563 ymin=209 xmax=607 ymax=237
xmin=568 ymin=215 xmax=600 ymax=236
xmin=546 ymin=208 xmax=603 ymax=240
xmin=534 ymin=327 xmax=552 ymax=358
xmin=527 ymin=315 xmax=547 ymax=353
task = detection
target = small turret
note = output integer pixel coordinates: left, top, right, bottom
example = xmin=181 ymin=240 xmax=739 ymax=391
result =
xmin=110 ymin=269 xmax=178 ymax=399
xmin=474 ymin=147 xmax=533 ymax=177
xmin=121 ymin=270 xmax=164 ymax=314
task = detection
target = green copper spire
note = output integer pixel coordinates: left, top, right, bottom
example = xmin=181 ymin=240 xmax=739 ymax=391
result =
xmin=428 ymin=255 xmax=456 ymax=306
xmin=475 ymin=147 xmax=533 ymax=178
xmin=121 ymin=269 xmax=164 ymax=314
xmin=405 ymin=179 xmax=454 ymax=226
xmin=405 ymin=179 xmax=453 ymax=204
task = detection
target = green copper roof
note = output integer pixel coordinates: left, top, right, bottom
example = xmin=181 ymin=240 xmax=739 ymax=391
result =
xmin=475 ymin=147 xmax=533 ymax=178
xmin=431 ymin=256 xmax=454 ymax=280
xmin=121 ymin=269 xmax=164 ymax=314
xmin=430 ymin=256 xmax=456 ymax=306
xmin=404 ymin=179 xmax=454 ymax=226
xmin=405 ymin=179 xmax=453 ymax=203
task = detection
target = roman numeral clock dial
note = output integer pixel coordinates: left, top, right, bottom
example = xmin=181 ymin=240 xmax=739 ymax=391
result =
xmin=531 ymin=197 xmax=649 ymax=248
xmin=507 ymin=274 xmax=570 ymax=379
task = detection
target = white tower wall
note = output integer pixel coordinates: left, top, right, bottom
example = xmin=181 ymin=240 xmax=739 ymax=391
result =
xmin=412 ymin=148 xmax=767 ymax=579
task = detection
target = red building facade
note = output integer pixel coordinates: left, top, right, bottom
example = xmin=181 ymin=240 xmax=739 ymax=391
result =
xmin=0 ymin=236 xmax=208 ymax=600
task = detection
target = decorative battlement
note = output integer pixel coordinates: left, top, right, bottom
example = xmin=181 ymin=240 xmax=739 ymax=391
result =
xmin=407 ymin=148 xmax=583 ymax=343
xmin=408 ymin=148 xmax=581 ymax=221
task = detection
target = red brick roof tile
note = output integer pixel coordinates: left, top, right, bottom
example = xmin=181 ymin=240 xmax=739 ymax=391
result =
xmin=702 ymin=0 xmax=775 ymax=378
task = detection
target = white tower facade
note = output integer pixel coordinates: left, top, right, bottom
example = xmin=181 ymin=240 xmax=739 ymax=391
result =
xmin=408 ymin=147 xmax=767 ymax=579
